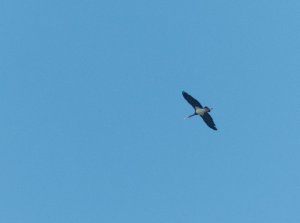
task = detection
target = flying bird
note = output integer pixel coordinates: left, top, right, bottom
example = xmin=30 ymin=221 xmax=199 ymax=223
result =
xmin=182 ymin=91 xmax=217 ymax=130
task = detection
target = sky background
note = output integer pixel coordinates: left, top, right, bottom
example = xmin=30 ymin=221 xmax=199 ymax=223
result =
xmin=1 ymin=0 xmax=300 ymax=222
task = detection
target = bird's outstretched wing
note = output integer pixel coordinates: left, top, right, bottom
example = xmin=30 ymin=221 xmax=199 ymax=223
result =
xmin=202 ymin=113 xmax=217 ymax=130
xmin=182 ymin=91 xmax=203 ymax=109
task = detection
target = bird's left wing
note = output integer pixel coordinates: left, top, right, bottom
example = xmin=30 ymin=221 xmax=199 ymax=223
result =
xmin=182 ymin=91 xmax=203 ymax=109
xmin=202 ymin=113 xmax=217 ymax=130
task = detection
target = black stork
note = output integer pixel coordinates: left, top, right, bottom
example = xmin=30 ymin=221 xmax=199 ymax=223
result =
xmin=182 ymin=91 xmax=217 ymax=130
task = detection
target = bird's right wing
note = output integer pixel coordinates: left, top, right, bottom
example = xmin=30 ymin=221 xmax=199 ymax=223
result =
xmin=202 ymin=113 xmax=217 ymax=130
xmin=182 ymin=91 xmax=203 ymax=109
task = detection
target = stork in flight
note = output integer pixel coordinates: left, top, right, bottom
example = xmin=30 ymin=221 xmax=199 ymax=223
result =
xmin=182 ymin=91 xmax=217 ymax=130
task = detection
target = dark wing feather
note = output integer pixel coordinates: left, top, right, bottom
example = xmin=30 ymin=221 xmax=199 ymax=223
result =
xmin=182 ymin=91 xmax=203 ymax=109
xmin=202 ymin=113 xmax=217 ymax=130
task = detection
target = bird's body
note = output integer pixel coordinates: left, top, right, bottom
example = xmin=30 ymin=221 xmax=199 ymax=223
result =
xmin=195 ymin=107 xmax=208 ymax=116
xmin=182 ymin=91 xmax=217 ymax=131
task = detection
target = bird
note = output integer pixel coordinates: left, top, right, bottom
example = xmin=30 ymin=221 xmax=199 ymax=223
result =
xmin=182 ymin=91 xmax=217 ymax=130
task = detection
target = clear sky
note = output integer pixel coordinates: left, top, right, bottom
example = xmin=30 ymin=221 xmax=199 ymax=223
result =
xmin=1 ymin=0 xmax=300 ymax=222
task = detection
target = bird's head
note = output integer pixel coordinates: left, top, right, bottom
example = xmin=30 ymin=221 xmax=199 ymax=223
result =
xmin=204 ymin=106 xmax=213 ymax=112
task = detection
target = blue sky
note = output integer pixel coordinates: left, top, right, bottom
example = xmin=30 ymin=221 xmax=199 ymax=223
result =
xmin=1 ymin=0 xmax=300 ymax=222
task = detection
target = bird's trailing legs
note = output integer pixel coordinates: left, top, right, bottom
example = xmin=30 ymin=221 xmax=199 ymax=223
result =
xmin=184 ymin=113 xmax=196 ymax=120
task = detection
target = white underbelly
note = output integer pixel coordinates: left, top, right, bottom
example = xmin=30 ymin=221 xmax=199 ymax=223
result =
xmin=195 ymin=107 xmax=206 ymax=116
